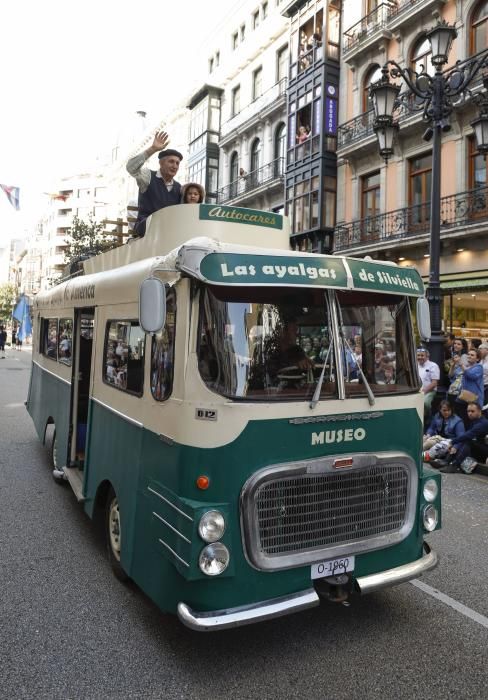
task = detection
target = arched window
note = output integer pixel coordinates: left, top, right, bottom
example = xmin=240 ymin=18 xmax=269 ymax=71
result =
xmin=229 ymin=151 xmax=239 ymax=197
xmin=411 ymin=35 xmax=434 ymax=77
xmin=362 ymin=64 xmax=382 ymax=113
xmin=274 ymin=123 xmax=286 ymax=176
xmin=471 ymin=1 xmax=488 ymax=55
xmin=250 ymin=138 xmax=262 ymax=185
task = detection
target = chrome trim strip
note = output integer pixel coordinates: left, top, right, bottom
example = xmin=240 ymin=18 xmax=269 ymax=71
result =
xmin=158 ymin=538 xmax=190 ymax=568
xmin=32 ymin=359 xmax=71 ymax=386
xmin=177 ymin=588 xmax=320 ymax=631
xmin=148 ymin=486 xmax=194 ymax=522
xmin=153 ymin=511 xmax=191 ymax=544
xmin=91 ymin=397 xmax=143 ymax=428
xmin=240 ymin=451 xmax=418 ymax=571
xmin=356 ymin=543 xmax=438 ymax=594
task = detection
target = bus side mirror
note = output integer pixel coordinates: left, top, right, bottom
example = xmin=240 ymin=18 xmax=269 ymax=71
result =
xmin=417 ymin=297 xmax=431 ymax=342
xmin=139 ymin=278 xmax=166 ymax=333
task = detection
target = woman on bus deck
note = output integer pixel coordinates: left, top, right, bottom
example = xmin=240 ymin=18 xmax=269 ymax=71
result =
xmin=181 ymin=182 xmax=205 ymax=204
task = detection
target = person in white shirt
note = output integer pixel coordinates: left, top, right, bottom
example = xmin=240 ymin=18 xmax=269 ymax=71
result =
xmin=417 ymin=347 xmax=440 ymax=415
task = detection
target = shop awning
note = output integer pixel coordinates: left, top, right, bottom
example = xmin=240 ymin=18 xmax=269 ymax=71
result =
xmin=440 ymin=277 xmax=488 ymax=291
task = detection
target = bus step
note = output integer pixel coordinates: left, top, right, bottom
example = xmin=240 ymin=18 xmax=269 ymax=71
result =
xmin=64 ymin=467 xmax=85 ymax=502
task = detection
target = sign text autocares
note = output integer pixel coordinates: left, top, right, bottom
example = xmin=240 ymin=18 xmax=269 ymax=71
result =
xmin=220 ymin=261 xmax=337 ymax=281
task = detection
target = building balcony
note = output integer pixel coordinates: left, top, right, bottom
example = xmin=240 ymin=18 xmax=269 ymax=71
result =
xmin=216 ymin=157 xmax=285 ymax=205
xmin=220 ymin=79 xmax=287 ymax=144
xmin=334 ymin=185 xmax=488 ymax=255
xmin=343 ymin=0 xmax=445 ymax=64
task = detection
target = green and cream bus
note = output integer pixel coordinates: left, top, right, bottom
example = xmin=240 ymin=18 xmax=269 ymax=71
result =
xmin=27 ymin=204 xmax=441 ymax=631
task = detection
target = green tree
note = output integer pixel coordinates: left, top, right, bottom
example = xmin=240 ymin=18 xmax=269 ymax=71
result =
xmin=0 ymin=283 xmax=16 ymax=323
xmin=64 ymin=215 xmax=116 ymax=268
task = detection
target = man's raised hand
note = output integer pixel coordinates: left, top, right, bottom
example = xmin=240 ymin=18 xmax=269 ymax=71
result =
xmin=152 ymin=131 xmax=170 ymax=151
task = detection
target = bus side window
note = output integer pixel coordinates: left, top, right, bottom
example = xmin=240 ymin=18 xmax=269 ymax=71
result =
xmin=42 ymin=318 xmax=58 ymax=361
xmin=58 ymin=318 xmax=73 ymax=365
xmin=151 ymin=289 xmax=176 ymax=401
xmin=103 ymin=320 xmax=145 ymax=396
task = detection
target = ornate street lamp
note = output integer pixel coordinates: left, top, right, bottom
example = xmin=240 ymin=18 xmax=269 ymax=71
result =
xmin=369 ymin=21 xmax=488 ymax=371
xmin=425 ymin=20 xmax=457 ymax=67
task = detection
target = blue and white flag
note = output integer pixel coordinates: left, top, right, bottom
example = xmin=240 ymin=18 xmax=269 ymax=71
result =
xmin=13 ymin=295 xmax=32 ymax=341
xmin=0 ymin=184 xmax=20 ymax=210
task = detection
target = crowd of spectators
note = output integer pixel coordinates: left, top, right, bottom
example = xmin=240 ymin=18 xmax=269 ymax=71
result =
xmin=421 ymin=334 xmax=488 ymax=474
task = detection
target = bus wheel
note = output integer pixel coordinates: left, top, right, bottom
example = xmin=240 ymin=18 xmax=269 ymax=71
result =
xmin=106 ymin=487 xmax=129 ymax=582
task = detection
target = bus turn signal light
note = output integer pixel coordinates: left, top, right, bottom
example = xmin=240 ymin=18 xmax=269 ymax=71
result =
xmin=196 ymin=475 xmax=210 ymax=490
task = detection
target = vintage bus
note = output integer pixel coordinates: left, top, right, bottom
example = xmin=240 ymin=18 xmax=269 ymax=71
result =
xmin=27 ymin=204 xmax=441 ymax=631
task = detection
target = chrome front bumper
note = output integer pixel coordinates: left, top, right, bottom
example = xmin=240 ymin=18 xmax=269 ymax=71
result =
xmin=177 ymin=544 xmax=438 ymax=631
xmin=178 ymin=589 xmax=320 ymax=631
xmin=356 ymin=542 xmax=438 ymax=594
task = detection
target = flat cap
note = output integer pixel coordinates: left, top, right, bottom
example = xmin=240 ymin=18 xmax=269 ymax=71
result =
xmin=158 ymin=149 xmax=183 ymax=160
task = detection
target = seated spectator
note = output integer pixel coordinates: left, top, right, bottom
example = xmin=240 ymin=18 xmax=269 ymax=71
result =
xmin=423 ymin=400 xmax=464 ymax=451
xmin=181 ymin=182 xmax=205 ymax=204
xmin=441 ymin=402 xmax=488 ymax=473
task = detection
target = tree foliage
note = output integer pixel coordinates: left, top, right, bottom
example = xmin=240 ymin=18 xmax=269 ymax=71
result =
xmin=0 ymin=283 xmax=17 ymax=322
xmin=64 ymin=215 xmax=116 ymax=267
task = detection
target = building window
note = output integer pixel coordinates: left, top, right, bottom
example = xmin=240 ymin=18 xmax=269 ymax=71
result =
xmin=411 ymin=35 xmax=434 ymax=77
xmin=252 ymin=66 xmax=263 ymax=100
xmin=253 ymin=9 xmax=260 ymax=29
xmin=274 ymin=123 xmax=286 ymax=173
xmin=58 ymin=318 xmax=73 ymax=365
xmin=232 ymin=31 xmax=238 ymax=50
xmin=240 ymin=24 xmax=246 ymax=41
xmin=361 ymin=172 xmax=381 ymax=219
xmin=469 ymin=135 xmax=488 ymax=189
xmin=471 ymin=1 xmax=488 ymax=54
xmin=151 ymin=289 xmax=176 ymax=401
xmin=250 ymin=138 xmax=262 ymax=182
xmin=409 ymin=153 xmax=432 ymax=227
xmin=363 ymin=64 xmax=382 ymax=113
xmin=230 ymin=151 xmax=239 ymax=197
xmin=231 ymin=85 xmax=240 ymax=116
xmin=262 ymin=1 xmax=268 ymax=18
xmin=216 ymin=51 xmax=220 ymax=66
xmin=209 ymin=57 xmax=214 ymax=74
xmin=323 ymin=176 xmax=337 ymax=229
xmin=277 ymin=44 xmax=288 ymax=82
xmin=42 ymin=318 xmax=58 ymax=360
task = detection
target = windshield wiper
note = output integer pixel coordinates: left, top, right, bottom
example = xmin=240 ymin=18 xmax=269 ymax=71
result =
xmin=310 ymin=293 xmax=334 ymax=409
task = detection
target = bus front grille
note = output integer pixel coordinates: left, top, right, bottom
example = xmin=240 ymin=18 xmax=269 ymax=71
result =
xmin=240 ymin=454 xmax=417 ymax=571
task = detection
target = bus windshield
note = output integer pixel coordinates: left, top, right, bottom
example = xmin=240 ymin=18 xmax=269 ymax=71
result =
xmin=197 ymin=286 xmax=419 ymax=401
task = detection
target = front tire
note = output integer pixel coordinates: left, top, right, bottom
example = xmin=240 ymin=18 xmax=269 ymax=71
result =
xmin=106 ymin=487 xmax=129 ymax=582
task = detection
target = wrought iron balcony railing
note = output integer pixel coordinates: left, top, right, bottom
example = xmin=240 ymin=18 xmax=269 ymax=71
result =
xmin=343 ymin=0 xmax=436 ymax=54
xmin=216 ymin=157 xmax=285 ymax=205
xmin=343 ymin=3 xmax=393 ymax=54
xmin=220 ymin=79 xmax=287 ymax=139
xmin=334 ymin=185 xmax=488 ymax=252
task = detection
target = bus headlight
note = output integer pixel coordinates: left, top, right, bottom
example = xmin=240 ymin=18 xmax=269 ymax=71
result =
xmin=423 ymin=478 xmax=438 ymax=503
xmin=199 ymin=543 xmax=230 ymax=576
xmin=423 ymin=504 xmax=439 ymax=532
xmin=198 ymin=510 xmax=226 ymax=543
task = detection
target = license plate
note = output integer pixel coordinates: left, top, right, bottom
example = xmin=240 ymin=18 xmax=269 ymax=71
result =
xmin=311 ymin=556 xmax=355 ymax=580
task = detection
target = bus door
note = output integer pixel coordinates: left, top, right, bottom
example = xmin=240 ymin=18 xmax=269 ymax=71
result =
xmin=70 ymin=308 xmax=95 ymax=466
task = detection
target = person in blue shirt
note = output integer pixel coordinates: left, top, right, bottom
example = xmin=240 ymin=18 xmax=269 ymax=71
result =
xmin=455 ymin=348 xmax=484 ymax=427
xmin=423 ymin=400 xmax=465 ymax=451
xmin=441 ymin=402 xmax=488 ymax=473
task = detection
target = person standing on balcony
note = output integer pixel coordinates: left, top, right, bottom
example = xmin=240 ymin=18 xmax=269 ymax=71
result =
xmin=126 ymin=131 xmax=183 ymax=237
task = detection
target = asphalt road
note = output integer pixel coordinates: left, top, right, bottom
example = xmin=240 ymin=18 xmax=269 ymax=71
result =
xmin=1 ymin=348 xmax=487 ymax=700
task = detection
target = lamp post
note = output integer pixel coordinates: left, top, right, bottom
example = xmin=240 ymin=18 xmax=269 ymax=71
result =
xmin=369 ymin=21 xmax=488 ymax=371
